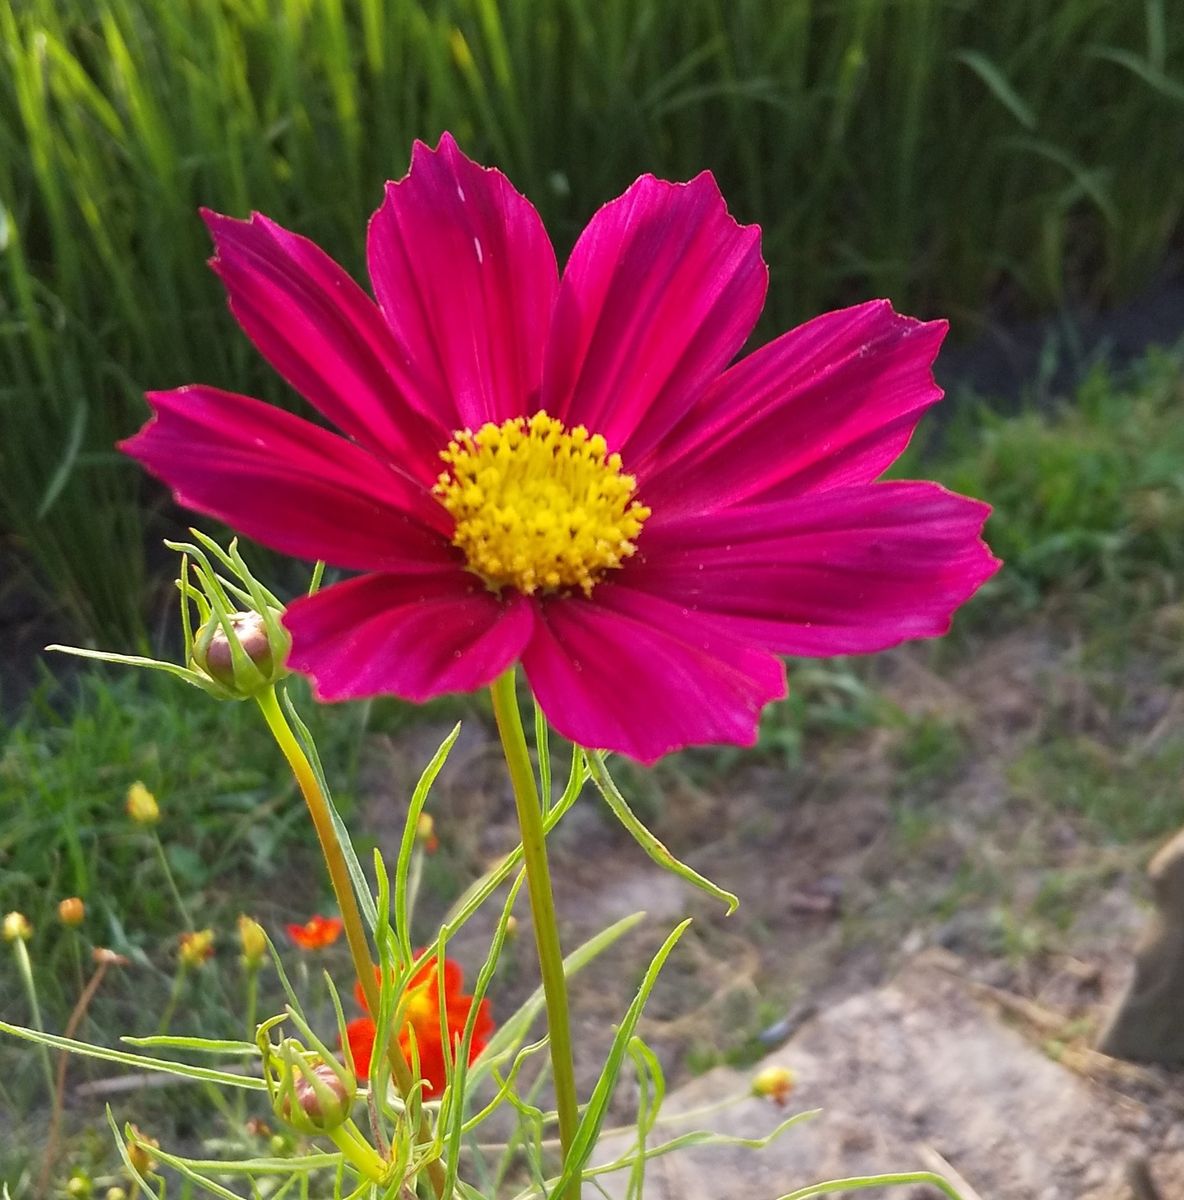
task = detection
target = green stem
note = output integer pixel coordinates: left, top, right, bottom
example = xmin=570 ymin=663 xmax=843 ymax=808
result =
xmin=244 ymin=966 xmax=259 ymax=1043
xmin=158 ymin=963 xmax=188 ymax=1036
xmin=329 ymin=1120 xmax=388 ymax=1182
xmin=489 ymin=668 xmax=580 ymax=1197
xmin=11 ymin=940 xmax=55 ymax=1100
xmin=151 ymin=831 xmax=194 ymax=931
xmin=254 ymin=685 xmax=446 ymax=1200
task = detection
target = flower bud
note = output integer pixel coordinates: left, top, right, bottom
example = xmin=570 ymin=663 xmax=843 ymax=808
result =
xmin=93 ymin=946 xmax=130 ymax=967
xmin=126 ymin=1125 xmax=159 ymax=1176
xmin=67 ymin=1171 xmax=92 ymax=1199
xmin=3 ymin=911 xmax=32 ymax=942
xmin=266 ymin=1038 xmax=356 ymax=1135
xmin=416 ymin=813 xmax=439 ymax=854
xmin=106 ymin=1188 xmax=128 ymax=1200
xmin=751 ymin=1064 xmax=795 ymax=1106
xmin=245 ymin=1116 xmax=271 ymax=1138
xmin=126 ymin=781 xmax=160 ymax=826
xmin=192 ymin=608 xmax=289 ymax=699
xmin=178 ymin=928 xmax=215 ymax=968
xmin=59 ymin=897 xmax=86 ymax=927
xmin=238 ymin=914 xmax=267 ymax=969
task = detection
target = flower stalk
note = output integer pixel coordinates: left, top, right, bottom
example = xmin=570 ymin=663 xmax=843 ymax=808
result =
xmin=6 ymin=921 xmax=54 ymax=1101
xmin=489 ymin=667 xmax=581 ymax=1196
xmin=254 ymin=684 xmax=447 ymax=1198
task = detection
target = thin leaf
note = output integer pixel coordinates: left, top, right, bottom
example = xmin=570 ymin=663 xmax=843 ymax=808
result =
xmin=1 ymin=1020 xmax=267 ymax=1090
xmin=588 ymin=753 xmax=738 ymax=914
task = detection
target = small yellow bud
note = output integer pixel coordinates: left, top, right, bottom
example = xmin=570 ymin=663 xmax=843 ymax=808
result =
xmin=416 ymin=812 xmax=439 ymax=853
xmin=126 ymin=781 xmax=160 ymax=826
xmin=237 ymin=914 xmax=267 ymax=969
xmin=125 ymin=1124 xmax=159 ymax=1176
xmin=751 ymin=1064 xmax=795 ymax=1106
xmin=66 ymin=1171 xmax=92 ymax=1199
xmin=58 ymin=897 xmax=86 ymax=927
xmin=505 ymin=914 xmax=519 ymax=939
xmin=178 ymin=928 xmax=215 ymax=968
xmin=106 ymin=1188 xmax=128 ymax=1200
xmin=3 ymin=911 xmax=32 ymax=942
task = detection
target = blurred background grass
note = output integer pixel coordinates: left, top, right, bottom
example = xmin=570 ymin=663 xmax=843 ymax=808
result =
xmin=1 ymin=0 xmax=1182 ymax=643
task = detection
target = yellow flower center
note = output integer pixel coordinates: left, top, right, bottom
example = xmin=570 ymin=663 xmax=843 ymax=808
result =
xmin=434 ymin=411 xmax=651 ymax=596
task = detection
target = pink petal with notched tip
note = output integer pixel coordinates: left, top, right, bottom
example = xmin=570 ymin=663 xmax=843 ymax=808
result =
xmin=120 ymin=385 xmax=450 ymax=573
xmin=283 ymin=570 xmax=534 ymax=703
xmin=367 ymin=133 xmax=559 ymax=432
xmin=540 ymin=172 xmax=766 ymax=461
xmin=522 ymin=585 xmax=786 ymax=764
xmin=203 ymin=210 xmax=446 ymax=477
xmin=638 ymin=301 xmax=948 ymax=516
xmin=629 ymin=481 xmax=999 ymax=656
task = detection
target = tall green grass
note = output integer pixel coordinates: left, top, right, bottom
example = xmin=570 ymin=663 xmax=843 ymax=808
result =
xmin=2 ymin=0 xmax=1182 ymax=640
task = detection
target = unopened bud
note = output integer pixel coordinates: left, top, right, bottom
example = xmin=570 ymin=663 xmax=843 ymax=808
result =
xmin=3 ymin=911 xmax=32 ymax=942
xmin=286 ymin=1060 xmax=352 ymax=1127
xmin=192 ymin=609 xmax=289 ymax=698
xmin=59 ymin=897 xmax=86 ymax=927
xmin=93 ymin=946 xmax=130 ymax=967
xmin=416 ymin=812 xmax=439 ymax=853
xmin=126 ymin=1125 xmax=159 ymax=1176
xmin=126 ymin=781 xmax=160 ymax=826
xmin=238 ymin=914 xmax=267 ymax=969
xmin=751 ymin=1064 xmax=795 ymax=1106
xmin=67 ymin=1171 xmax=92 ymax=1199
xmin=106 ymin=1189 xmax=128 ymax=1200
xmin=268 ymin=1039 xmax=356 ymax=1134
xmin=505 ymin=914 xmax=519 ymax=939
xmin=178 ymin=928 xmax=215 ymax=968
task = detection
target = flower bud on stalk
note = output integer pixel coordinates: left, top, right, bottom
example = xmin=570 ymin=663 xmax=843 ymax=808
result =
xmin=264 ymin=1035 xmax=356 ymax=1135
xmin=751 ymin=1064 xmax=795 ymax=1106
xmin=58 ymin=897 xmax=86 ymax=927
xmin=238 ymin=914 xmax=267 ymax=970
xmin=416 ymin=813 xmax=440 ymax=854
xmin=126 ymin=781 xmax=160 ymax=826
xmin=178 ymin=928 xmax=215 ymax=969
xmin=192 ymin=608 xmax=288 ymax=699
xmin=125 ymin=1125 xmax=159 ymax=1176
xmin=3 ymin=912 xmax=32 ymax=942
xmin=48 ymin=531 xmax=292 ymax=704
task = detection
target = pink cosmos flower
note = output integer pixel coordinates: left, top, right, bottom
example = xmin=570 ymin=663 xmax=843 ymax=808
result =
xmin=122 ymin=134 xmax=998 ymax=764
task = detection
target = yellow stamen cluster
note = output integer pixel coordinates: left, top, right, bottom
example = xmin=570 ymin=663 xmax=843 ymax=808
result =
xmin=434 ymin=411 xmax=650 ymax=596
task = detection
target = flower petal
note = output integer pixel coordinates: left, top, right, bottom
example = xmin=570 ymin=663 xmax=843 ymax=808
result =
xmin=367 ymin=133 xmax=559 ymax=430
xmin=522 ymin=586 xmax=786 ymax=764
xmin=631 ymin=482 xmax=999 ymax=656
xmin=540 ymin=172 xmax=766 ymax=460
xmin=203 ymin=209 xmax=446 ymax=474
xmin=283 ymin=570 xmax=534 ymax=702
xmin=640 ymin=301 xmax=948 ymax=514
xmin=345 ymin=1017 xmax=376 ymax=1078
xmin=120 ymin=386 xmax=450 ymax=571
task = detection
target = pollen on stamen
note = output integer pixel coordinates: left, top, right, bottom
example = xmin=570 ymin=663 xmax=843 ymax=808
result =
xmin=433 ymin=412 xmax=651 ymax=596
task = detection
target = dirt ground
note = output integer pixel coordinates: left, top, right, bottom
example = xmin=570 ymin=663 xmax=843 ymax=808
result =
xmin=362 ymin=618 xmax=1184 ymax=1199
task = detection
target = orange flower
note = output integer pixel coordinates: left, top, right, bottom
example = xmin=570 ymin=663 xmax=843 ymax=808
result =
xmin=344 ymin=955 xmax=493 ymax=1093
xmin=286 ymin=915 xmax=343 ymax=951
